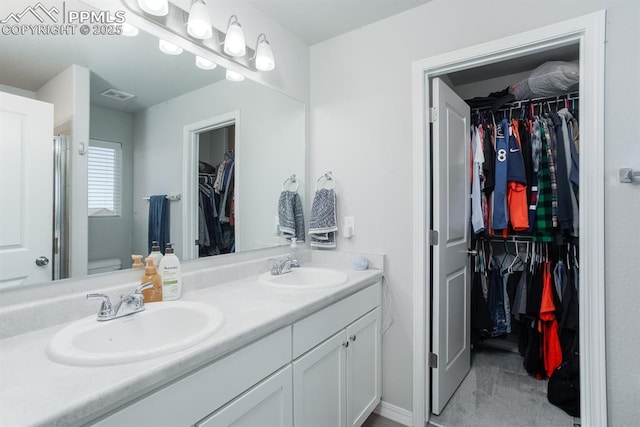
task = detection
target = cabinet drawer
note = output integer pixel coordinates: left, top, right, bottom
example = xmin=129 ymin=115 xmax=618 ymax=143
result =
xmin=293 ymin=282 xmax=381 ymax=359
xmin=93 ymin=326 xmax=292 ymax=426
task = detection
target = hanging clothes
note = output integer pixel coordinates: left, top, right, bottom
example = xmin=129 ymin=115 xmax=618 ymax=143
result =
xmin=471 ymin=126 xmax=485 ymax=234
xmin=539 ymin=261 xmax=563 ymax=377
xmin=506 ymin=119 xmax=529 ymax=231
xmin=492 ymin=119 xmax=509 ymax=230
xmin=198 ymin=151 xmax=236 ymax=257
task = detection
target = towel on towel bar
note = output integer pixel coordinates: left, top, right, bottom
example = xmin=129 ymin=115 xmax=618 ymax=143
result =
xmin=278 ymin=190 xmax=305 ymax=242
xmin=148 ymin=195 xmax=170 ymax=253
xmin=308 ymin=188 xmax=337 ymax=248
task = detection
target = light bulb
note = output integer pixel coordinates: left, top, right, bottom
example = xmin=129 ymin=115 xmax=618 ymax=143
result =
xmin=255 ymin=38 xmax=275 ymax=71
xmin=137 ymin=0 xmax=168 ymax=16
xmin=187 ymin=0 xmax=212 ymax=40
xmin=195 ymin=56 xmax=217 ymax=70
xmin=121 ymin=22 xmax=139 ymax=37
xmin=223 ymin=16 xmax=246 ymax=57
xmin=159 ymin=39 xmax=183 ymax=55
xmin=225 ymin=69 xmax=244 ymax=82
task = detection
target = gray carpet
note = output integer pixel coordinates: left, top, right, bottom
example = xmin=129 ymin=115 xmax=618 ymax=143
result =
xmin=429 ymin=348 xmax=578 ymax=427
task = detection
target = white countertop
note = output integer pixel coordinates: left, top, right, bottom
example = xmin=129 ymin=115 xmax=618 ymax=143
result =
xmin=0 ymin=260 xmax=382 ymax=426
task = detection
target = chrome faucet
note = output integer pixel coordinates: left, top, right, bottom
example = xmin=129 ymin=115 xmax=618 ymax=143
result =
xmin=87 ymin=282 xmax=154 ymax=321
xmin=267 ymin=257 xmax=294 ymax=275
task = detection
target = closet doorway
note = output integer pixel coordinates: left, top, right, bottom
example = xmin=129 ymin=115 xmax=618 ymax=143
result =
xmin=411 ymin=11 xmax=606 ymax=427
xmin=182 ymin=111 xmax=240 ymax=261
xmin=197 ymin=124 xmax=236 ymax=257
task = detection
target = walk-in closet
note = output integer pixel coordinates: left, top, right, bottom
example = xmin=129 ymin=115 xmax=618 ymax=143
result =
xmin=430 ymin=44 xmax=582 ymax=427
xmin=197 ymin=124 xmax=236 ymax=257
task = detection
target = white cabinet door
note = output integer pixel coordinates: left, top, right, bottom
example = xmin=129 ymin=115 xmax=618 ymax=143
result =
xmin=346 ymin=308 xmax=381 ymax=427
xmin=431 ymin=77 xmax=472 ymax=415
xmin=293 ymin=330 xmax=347 ymax=427
xmin=197 ymin=366 xmax=293 ymax=427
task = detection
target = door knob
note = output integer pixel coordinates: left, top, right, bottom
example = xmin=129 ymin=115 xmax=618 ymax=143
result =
xmin=35 ymin=256 xmax=49 ymax=266
xmin=349 ymin=335 xmax=357 ymax=342
xmin=342 ymin=341 xmax=349 ymax=348
xmin=466 ymin=249 xmax=478 ymax=256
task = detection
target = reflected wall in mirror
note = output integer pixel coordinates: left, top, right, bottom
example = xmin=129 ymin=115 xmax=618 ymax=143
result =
xmin=0 ymin=0 xmax=305 ymax=289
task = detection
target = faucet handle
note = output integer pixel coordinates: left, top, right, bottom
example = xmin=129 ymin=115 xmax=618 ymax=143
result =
xmin=267 ymin=258 xmax=281 ymax=275
xmin=87 ymin=293 xmax=114 ymax=319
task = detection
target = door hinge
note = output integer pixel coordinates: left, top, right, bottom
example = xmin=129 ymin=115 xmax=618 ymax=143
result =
xmin=429 ymin=230 xmax=439 ymax=246
xmin=429 ymin=107 xmax=438 ymax=123
xmin=429 ymin=352 xmax=438 ymax=368
xmin=195 ymin=239 xmax=199 ymax=246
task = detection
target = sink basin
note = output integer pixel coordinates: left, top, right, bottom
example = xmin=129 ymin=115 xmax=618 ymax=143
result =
xmin=46 ymin=301 xmax=224 ymax=366
xmin=259 ymin=267 xmax=348 ymax=289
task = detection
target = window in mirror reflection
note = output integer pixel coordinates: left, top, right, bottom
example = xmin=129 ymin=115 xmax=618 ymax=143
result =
xmin=88 ymin=140 xmax=122 ymax=217
xmin=198 ymin=124 xmax=236 ymax=256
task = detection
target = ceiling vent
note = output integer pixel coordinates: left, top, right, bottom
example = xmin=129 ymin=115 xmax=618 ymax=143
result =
xmin=100 ymin=88 xmax=135 ymax=101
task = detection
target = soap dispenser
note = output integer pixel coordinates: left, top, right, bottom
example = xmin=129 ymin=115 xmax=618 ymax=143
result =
xmin=147 ymin=241 xmax=163 ymax=271
xmin=289 ymin=238 xmax=300 ymax=268
xmin=159 ymin=243 xmax=182 ymax=301
xmin=131 ymin=254 xmax=144 ymax=269
xmin=140 ymin=258 xmax=163 ymax=303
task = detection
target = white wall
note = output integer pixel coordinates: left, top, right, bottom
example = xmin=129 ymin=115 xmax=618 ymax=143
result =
xmin=132 ymin=79 xmax=305 ymax=259
xmin=89 ymin=105 xmax=134 ymax=268
xmin=309 ymin=0 xmax=640 ymax=423
xmin=36 ymin=65 xmax=90 ymax=278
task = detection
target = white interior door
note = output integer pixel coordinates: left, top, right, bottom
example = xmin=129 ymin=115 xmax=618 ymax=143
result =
xmin=431 ymin=77 xmax=471 ymax=415
xmin=0 ymin=92 xmax=54 ymax=287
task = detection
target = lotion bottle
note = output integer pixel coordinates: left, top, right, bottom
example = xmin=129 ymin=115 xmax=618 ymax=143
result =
xmin=160 ymin=243 xmax=182 ymax=301
xmin=140 ymin=258 xmax=163 ymax=303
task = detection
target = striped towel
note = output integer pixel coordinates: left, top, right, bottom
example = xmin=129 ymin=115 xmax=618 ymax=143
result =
xmin=308 ymin=188 xmax=337 ymax=248
xmin=278 ymin=190 xmax=305 ymax=242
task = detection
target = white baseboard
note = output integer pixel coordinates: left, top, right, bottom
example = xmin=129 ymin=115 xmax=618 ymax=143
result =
xmin=374 ymin=400 xmax=412 ymax=426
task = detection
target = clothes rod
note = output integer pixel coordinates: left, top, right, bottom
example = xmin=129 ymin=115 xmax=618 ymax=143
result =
xmin=472 ymin=92 xmax=579 ymax=113
xmin=142 ymin=194 xmax=181 ymax=201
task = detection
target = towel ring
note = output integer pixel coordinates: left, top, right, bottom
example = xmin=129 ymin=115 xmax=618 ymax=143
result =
xmin=282 ymin=174 xmax=299 ymax=192
xmin=316 ymin=171 xmax=335 ymax=190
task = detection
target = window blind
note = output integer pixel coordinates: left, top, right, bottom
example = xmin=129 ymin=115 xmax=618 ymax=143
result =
xmin=88 ymin=140 xmax=122 ymax=217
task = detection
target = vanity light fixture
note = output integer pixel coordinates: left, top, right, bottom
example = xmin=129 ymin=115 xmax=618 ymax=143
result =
xmin=121 ymin=22 xmax=139 ymax=37
xmin=159 ymin=39 xmax=183 ymax=55
xmin=195 ymin=55 xmax=217 ymax=70
xmin=252 ymin=33 xmax=275 ymax=71
xmin=187 ymin=0 xmax=213 ymax=40
xmin=225 ymin=69 xmax=244 ymax=82
xmin=137 ymin=0 xmax=168 ymax=16
xmin=223 ymin=15 xmax=246 ymax=57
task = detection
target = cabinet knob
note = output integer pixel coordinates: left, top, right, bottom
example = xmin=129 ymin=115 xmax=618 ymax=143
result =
xmin=349 ymin=335 xmax=357 ymax=342
xmin=342 ymin=341 xmax=349 ymax=348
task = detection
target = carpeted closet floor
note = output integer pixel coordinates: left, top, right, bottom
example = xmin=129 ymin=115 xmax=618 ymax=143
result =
xmin=428 ymin=347 xmax=579 ymax=427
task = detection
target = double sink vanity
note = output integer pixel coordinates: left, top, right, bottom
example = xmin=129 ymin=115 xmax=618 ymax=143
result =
xmin=0 ymin=250 xmax=383 ymax=426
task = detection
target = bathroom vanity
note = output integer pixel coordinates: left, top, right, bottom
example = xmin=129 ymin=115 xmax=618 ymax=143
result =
xmin=0 ymin=250 xmax=383 ymax=426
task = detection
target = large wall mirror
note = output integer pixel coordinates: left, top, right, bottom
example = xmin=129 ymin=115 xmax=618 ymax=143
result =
xmin=0 ymin=0 xmax=305 ymax=289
